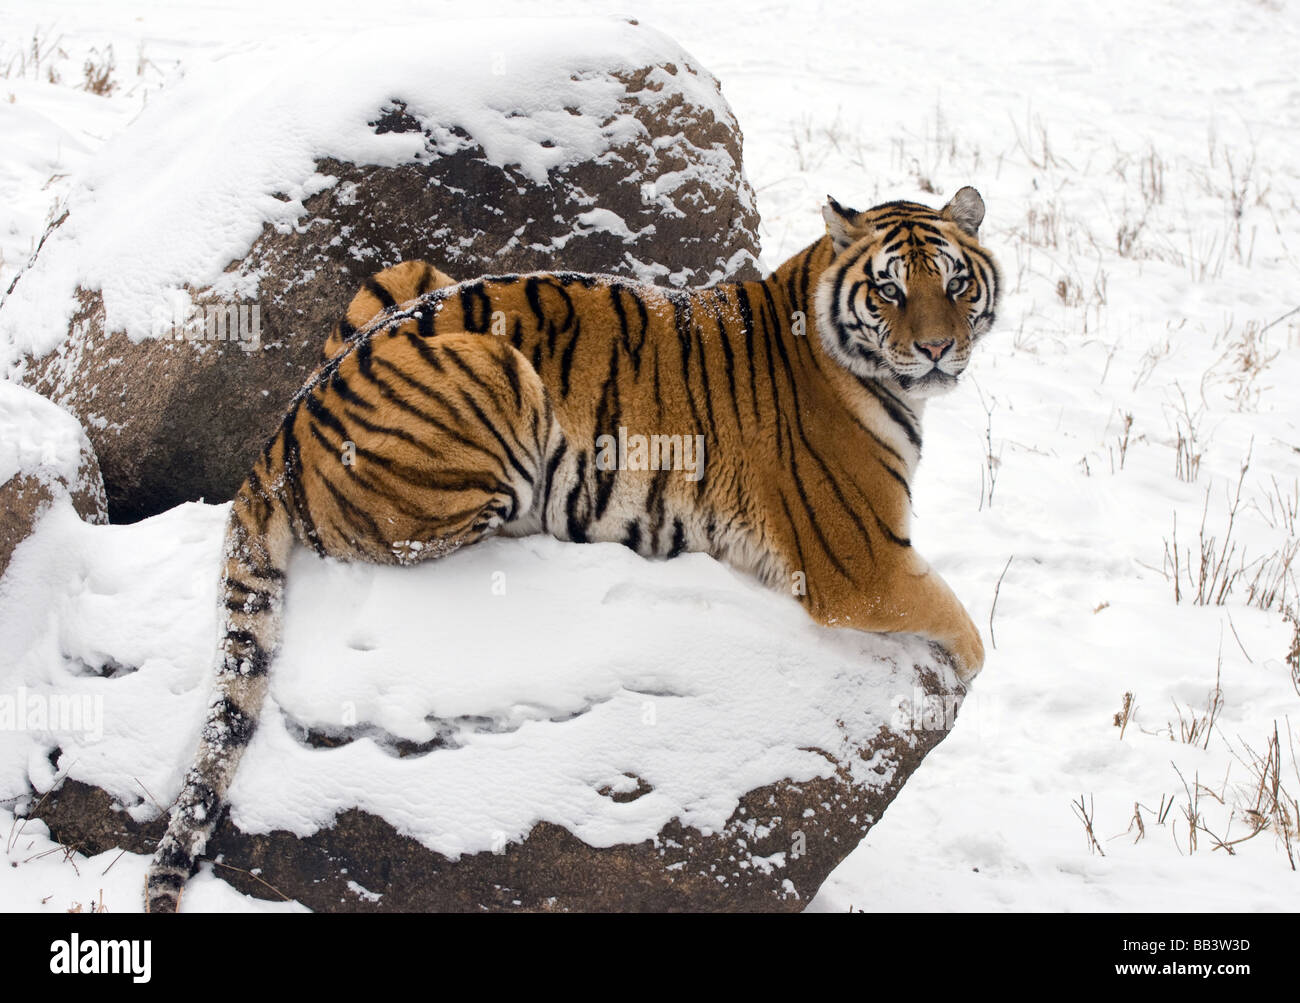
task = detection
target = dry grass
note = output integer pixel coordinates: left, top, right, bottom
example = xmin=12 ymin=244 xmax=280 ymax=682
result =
xmin=988 ymin=555 xmax=1014 ymax=650
xmin=0 ymin=28 xmax=67 ymax=83
xmin=1022 ymin=201 xmax=1064 ymax=249
xmin=976 ymin=384 xmax=1002 ymax=511
xmin=1009 ymin=107 xmax=1067 ymax=171
xmin=1071 ymin=793 xmax=1106 ymax=856
xmin=1286 ymin=606 xmax=1300 ymax=698
xmin=1211 ymin=318 xmax=1278 ymax=412
xmin=1132 ymin=326 xmax=1176 ymax=391
xmin=1161 ymin=458 xmax=1297 ymax=615
xmin=1168 ymin=657 xmax=1223 ymax=750
xmin=1219 ymin=723 xmax=1299 ymax=868
xmin=1111 ymin=656 xmax=1298 ymax=867
xmin=1117 ymin=794 xmax=1174 ymax=845
xmin=81 ymin=45 xmax=117 ymax=96
xmin=1241 ymin=538 xmax=1298 ymax=612
xmin=1113 ymin=691 xmax=1136 ymax=740
xmin=1109 ymin=411 xmax=1134 ymax=473
xmin=1252 ymin=476 xmax=1299 ymax=537
xmin=1167 ymin=383 xmax=1206 ymax=483
xmin=1115 ymin=206 xmax=1150 ymax=259
xmin=67 ymin=889 xmax=109 ymax=914
xmin=1 ymin=29 xmax=127 ymax=97
xmin=1162 ymin=471 xmax=1244 ymax=608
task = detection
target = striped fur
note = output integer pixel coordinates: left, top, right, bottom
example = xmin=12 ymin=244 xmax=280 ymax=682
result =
xmin=145 ymin=187 xmax=1000 ymax=911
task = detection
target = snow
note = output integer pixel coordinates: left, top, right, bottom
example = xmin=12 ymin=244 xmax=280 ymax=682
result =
xmin=0 ymin=496 xmax=936 ymax=878
xmin=2 ymin=0 xmax=1300 ymax=912
xmin=0 ymin=15 xmax=739 ymax=372
xmin=0 ymin=380 xmax=92 ymax=488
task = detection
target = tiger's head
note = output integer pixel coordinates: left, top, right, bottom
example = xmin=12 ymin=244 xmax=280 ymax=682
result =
xmin=813 ymin=187 xmax=1000 ymax=397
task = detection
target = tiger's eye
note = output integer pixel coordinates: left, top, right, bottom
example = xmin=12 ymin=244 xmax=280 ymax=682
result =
xmin=879 ymin=282 xmax=901 ymax=301
xmin=947 ymin=276 xmax=968 ymax=297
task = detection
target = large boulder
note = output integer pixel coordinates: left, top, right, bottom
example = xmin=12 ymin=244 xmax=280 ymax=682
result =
xmin=0 ymin=19 xmax=762 ymax=523
xmin=6 ymin=506 xmax=967 ymax=912
xmin=36 ymin=688 xmax=956 ymax=912
xmin=0 ymin=382 xmax=107 ymax=580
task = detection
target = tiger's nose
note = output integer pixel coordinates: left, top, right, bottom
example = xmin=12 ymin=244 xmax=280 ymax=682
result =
xmin=917 ymin=339 xmax=954 ymax=362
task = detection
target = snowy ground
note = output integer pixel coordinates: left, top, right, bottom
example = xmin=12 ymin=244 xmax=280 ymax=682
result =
xmin=2 ymin=0 xmax=1299 ymax=912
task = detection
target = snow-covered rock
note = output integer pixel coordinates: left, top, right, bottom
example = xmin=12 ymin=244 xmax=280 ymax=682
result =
xmin=0 ymin=382 xmax=106 ymax=579
xmin=2 ymin=17 xmax=762 ymax=522
xmin=11 ymin=500 xmax=964 ymax=911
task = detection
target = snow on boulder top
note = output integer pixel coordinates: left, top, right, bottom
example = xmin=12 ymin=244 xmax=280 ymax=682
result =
xmin=1 ymin=501 xmax=954 ymax=862
xmin=0 ymin=381 xmax=95 ymax=489
xmin=0 ymin=17 xmax=740 ymax=373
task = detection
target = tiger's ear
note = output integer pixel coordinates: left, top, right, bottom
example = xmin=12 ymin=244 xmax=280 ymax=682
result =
xmin=822 ymin=196 xmax=864 ymax=254
xmin=941 ymin=186 xmax=985 ymax=237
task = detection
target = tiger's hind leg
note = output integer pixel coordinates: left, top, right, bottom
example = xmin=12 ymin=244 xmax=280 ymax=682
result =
xmin=297 ymin=328 xmax=559 ymax=565
xmin=324 ymin=260 xmax=458 ymax=361
xmin=145 ymin=329 xmax=555 ymax=912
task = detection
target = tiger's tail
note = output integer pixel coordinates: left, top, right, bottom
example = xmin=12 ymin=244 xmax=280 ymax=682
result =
xmin=147 ymin=258 xmax=456 ymax=912
xmin=144 ymin=466 xmax=293 ymax=913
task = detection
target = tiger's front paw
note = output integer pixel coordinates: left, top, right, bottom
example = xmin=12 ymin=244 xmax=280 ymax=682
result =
xmin=943 ymin=619 xmax=985 ymax=684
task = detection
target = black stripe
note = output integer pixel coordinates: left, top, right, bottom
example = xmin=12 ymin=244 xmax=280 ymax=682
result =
xmin=645 ymin=467 xmax=668 ymax=553
xmin=210 ymin=695 xmax=257 ymax=747
xmin=876 ymin=457 xmax=912 ymax=498
xmin=225 ymin=591 xmax=272 ymax=613
xmin=372 ymin=355 xmax=465 ymax=423
xmin=776 ymin=491 xmax=813 ymax=609
xmin=610 ymin=285 xmax=643 ymax=374
xmin=671 ymin=295 xmax=707 ymax=452
xmin=539 ymin=437 xmax=567 ymax=533
xmin=307 ymin=418 xmax=484 ymax=494
xmin=279 ymin=421 xmax=325 ymax=555
xmin=454 ymin=385 xmax=535 ymax=487
xmin=327 ymin=369 xmax=377 ymax=413
xmin=856 ymin=376 xmax=922 ymax=450
xmin=402 ymin=329 xmax=448 ymax=376
xmin=690 ymin=305 xmax=720 ymax=460
xmin=313 ymin=460 xmax=388 ymax=540
xmin=873 ymin=509 xmax=911 ymax=548
xmin=558 ymin=316 xmax=582 ymax=398
xmin=759 ymin=295 xmax=892 ymax=573
xmin=460 ymin=283 xmax=492 ymax=333
xmin=303 ymin=388 xmax=350 ymax=441
xmin=713 ymin=290 xmax=743 ymax=430
xmin=743 ymin=284 xmax=787 ymax=461
xmin=592 ymin=340 xmax=621 ymax=521
xmin=416 ymin=306 xmax=436 ymax=339
xmin=564 ymin=452 xmax=590 ymax=543
xmin=500 ymin=346 xmax=524 ymax=409
xmin=364 ymin=276 xmax=397 ymax=310
xmin=736 ymin=285 xmax=761 ymax=424
xmin=152 ymin=845 xmax=191 ymax=873
xmin=667 ymin=518 xmax=687 ymax=558
xmin=366 ymin=362 xmax=510 ymax=478
xmin=221 ymin=629 xmax=270 ymax=676
xmin=787 ymin=451 xmax=860 ymax=577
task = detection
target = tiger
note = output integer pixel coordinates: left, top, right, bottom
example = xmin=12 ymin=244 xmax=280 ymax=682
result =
xmin=144 ymin=186 xmax=1000 ymax=912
